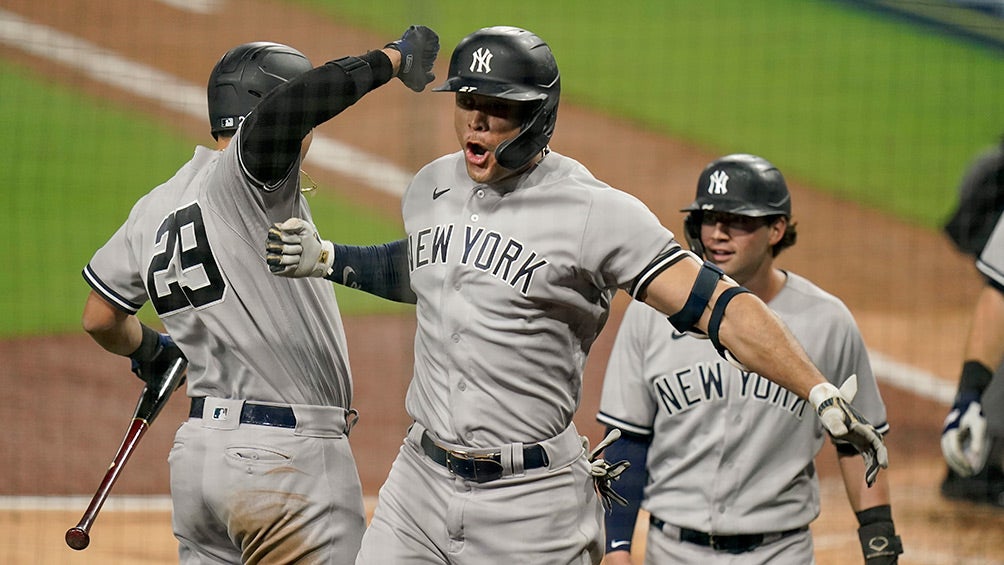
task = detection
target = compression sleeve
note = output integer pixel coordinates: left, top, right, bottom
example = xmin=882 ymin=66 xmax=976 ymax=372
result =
xmin=603 ymin=427 xmax=650 ymax=555
xmin=324 ymin=239 xmax=416 ymax=304
xmin=239 ymin=49 xmax=394 ymax=188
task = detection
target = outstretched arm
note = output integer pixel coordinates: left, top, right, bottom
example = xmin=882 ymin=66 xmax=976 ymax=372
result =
xmin=265 ymin=218 xmax=415 ymax=304
xmin=641 ymin=253 xmax=888 ymax=485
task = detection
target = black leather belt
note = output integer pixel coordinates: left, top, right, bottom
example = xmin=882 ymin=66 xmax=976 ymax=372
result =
xmin=419 ymin=431 xmax=549 ymax=483
xmin=650 ymin=516 xmax=807 ymax=554
xmin=189 ymin=397 xmax=297 ymax=429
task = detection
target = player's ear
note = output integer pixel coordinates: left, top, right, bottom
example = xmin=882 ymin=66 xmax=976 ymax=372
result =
xmin=767 ymin=216 xmax=787 ymax=246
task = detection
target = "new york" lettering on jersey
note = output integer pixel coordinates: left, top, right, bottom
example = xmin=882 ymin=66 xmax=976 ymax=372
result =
xmin=408 ymin=224 xmax=549 ymax=295
xmin=653 ymin=361 xmax=807 ymax=419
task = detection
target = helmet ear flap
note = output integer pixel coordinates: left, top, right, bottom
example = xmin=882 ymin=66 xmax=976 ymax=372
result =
xmin=495 ymin=99 xmax=556 ymax=170
xmin=683 ymin=213 xmax=705 ymax=259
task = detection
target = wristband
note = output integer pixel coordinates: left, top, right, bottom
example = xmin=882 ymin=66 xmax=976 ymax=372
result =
xmin=958 ymin=360 xmax=993 ymax=396
xmin=129 ymin=324 xmax=162 ymax=362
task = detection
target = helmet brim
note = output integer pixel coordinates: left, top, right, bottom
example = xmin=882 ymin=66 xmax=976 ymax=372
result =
xmin=432 ymin=77 xmax=549 ymax=103
xmin=680 ymin=200 xmax=789 ymax=217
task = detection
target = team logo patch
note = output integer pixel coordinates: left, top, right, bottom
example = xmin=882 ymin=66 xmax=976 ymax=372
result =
xmin=708 ymin=169 xmax=729 ymax=195
xmin=470 ymin=47 xmax=493 ymax=74
xmin=212 ymin=407 xmax=229 ymax=421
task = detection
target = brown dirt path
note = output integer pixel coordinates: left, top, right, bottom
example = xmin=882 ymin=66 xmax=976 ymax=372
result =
xmin=1 ymin=0 xmax=1002 ymax=563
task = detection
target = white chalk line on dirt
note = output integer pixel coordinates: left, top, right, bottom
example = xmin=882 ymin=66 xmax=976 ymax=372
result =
xmin=155 ymin=0 xmax=223 ymax=15
xmin=0 ymin=8 xmax=414 ymax=197
xmin=0 ymin=495 xmax=379 ymax=512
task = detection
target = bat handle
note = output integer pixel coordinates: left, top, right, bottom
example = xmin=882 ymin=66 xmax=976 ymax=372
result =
xmin=65 ymin=418 xmax=150 ymax=550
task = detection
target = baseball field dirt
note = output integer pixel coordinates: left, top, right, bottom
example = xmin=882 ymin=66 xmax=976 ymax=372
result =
xmin=1 ymin=1 xmax=1002 ymax=564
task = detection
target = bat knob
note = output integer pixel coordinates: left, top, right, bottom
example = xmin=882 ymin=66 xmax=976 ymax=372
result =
xmin=65 ymin=527 xmax=90 ymax=550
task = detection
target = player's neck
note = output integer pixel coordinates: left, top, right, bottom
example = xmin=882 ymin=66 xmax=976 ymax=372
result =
xmin=744 ymin=266 xmax=787 ymax=304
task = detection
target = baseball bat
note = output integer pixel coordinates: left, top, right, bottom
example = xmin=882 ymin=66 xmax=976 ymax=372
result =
xmin=65 ymin=357 xmax=187 ymax=551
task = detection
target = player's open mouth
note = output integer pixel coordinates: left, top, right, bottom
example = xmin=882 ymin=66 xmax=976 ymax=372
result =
xmin=465 ymin=142 xmax=490 ymax=166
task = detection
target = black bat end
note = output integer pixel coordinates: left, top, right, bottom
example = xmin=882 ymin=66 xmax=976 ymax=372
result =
xmin=65 ymin=527 xmax=90 ymax=550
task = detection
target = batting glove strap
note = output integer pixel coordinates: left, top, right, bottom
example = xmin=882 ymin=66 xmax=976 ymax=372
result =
xmin=385 ymin=25 xmax=439 ymax=92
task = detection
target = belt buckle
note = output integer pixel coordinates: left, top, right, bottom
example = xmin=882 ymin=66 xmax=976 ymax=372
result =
xmin=445 ymin=449 xmax=504 ymax=483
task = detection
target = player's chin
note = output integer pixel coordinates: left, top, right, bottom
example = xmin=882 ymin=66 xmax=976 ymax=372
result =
xmin=465 ymin=160 xmax=502 ymax=184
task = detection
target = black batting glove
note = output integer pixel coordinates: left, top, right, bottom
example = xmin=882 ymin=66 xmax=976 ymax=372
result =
xmin=385 ymin=25 xmax=439 ymax=92
xmin=129 ymin=325 xmax=186 ymax=388
xmin=856 ymin=505 xmax=903 ymax=564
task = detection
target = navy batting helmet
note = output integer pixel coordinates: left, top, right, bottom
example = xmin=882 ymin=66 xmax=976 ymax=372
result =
xmin=683 ymin=154 xmax=795 ymax=258
xmin=207 ymin=42 xmax=312 ymax=139
xmin=433 ymin=26 xmax=560 ymax=170
xmin=682 ymin=154 xmax=791 ymax=217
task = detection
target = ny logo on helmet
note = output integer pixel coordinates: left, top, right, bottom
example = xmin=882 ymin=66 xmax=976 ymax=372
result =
xmin=470 ymin=47 xmax=493 ymax=74
xmin=708 ymin=170 xmax=729 ymax=195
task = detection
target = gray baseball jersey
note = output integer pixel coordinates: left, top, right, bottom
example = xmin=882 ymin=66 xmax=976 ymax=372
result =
xmin=976 ymin=214 xmax=1004 ymax=437
xmin=357 ymin=149 xmax=680 ymax=565
xmin=84 ymin=142 xmax=352 ymax=406
xmin=598 ymin=272 xmax=889 ymax=534
xmin=402 ymin=150 xmax=678 ymax=447
xmin=978 ymin=213 xmax=1004 ymax=286
xmin=84 ymin=136 xmax=365 ymax=563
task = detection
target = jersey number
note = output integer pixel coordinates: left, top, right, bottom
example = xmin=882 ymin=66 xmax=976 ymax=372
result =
xmin=146 ymin=202 xmax=226 ymax=314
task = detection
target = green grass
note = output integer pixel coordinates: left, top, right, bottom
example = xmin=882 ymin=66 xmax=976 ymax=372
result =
xmin=296 ymin=0 xmax=1004 ymax=228
xmin=0 ymin=61 xmax=408 ymax=337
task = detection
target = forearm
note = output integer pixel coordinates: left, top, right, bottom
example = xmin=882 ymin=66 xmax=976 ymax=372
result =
xmin=325 ymin=239 xmax=416 ymax=304
xmin=240 ymin=50 xmax=395 ymax=185
xmin=838 ymin=451 xmax=891 ymax=512
xmin=82 ymin=291 xmax=143 ymax=355
xmin=963 ymin=283 xmax=1004 ymax=371
xmin=714 ymin=292 xmax=825 ymax=399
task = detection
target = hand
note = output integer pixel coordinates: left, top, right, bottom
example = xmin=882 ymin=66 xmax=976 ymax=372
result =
xmin=583 ymin=428 xmax=631 ymax=511
xmin=941 ymin=393 xmax=989 ymax=477
xmin=809 ymin=375 xmax=889 ymax=486
xmin=385 ymin=25 xmax=439 ymax=92
xmin=266 ymin=218 xmax=334 ymax=278
xmin=131 ymin=333 xmax=186 ymax=390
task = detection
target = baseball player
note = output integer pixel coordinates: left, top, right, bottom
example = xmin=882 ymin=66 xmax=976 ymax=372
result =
xmin=940 ymin=138 xmax=1004 ymax=506
xmin=597 ymin=154 xmax=903 ymax=564
xmin=80 ymin=28 xmax=439 ymax=564
xmin=264 ymin=27 xmax=888 ymax=565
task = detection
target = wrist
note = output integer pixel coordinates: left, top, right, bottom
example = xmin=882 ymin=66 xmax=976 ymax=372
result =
xmin=959 ymin=360 xmax=993 ymax=396
xmin=129 ymin=324 xmax=162 ymax=362
xmin=856 ymin=504 xmax=893 ymax=526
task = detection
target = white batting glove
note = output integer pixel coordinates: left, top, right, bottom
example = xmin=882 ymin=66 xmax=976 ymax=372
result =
xmin=582 ymin=429 xmax=631 ymax=511
xmin=265 ymin=218 xmax=334 ymax=278
xmin=941 ymin=398 xmax=989 ymax=477
xmin=809 ymin=375 xmax=889 ymax=486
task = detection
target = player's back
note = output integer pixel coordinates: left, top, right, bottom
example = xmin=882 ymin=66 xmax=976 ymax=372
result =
xmin=119 ymin=145 xmax=352 ymax=407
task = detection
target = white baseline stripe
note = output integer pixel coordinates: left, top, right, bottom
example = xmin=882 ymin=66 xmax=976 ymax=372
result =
xmin=0 ymin=8 xmax=413 ymax=196
xmin=0 ymin=495 xmax=380 ymax=512
xmin=155 ymin=0 xmax=224 ymax=15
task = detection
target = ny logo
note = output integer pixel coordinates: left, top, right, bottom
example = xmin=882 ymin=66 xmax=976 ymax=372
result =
xmin=708 ymin=170 xmax=729 ymax=195
xmin=470 ymin=47 xmax=493 ymax=74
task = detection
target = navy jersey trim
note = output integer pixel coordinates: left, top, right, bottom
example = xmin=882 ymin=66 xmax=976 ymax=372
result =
xmin=82 ymin=264 xmax=143 ymax=315
xmin=629 ymin=244 xmax=690 ymax=300
xmin=596 ymin=411 xmax=652 ymax=437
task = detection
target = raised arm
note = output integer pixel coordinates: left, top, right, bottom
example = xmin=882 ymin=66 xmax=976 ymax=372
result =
xmin=239 ymin=26 xmax=439 ymax=188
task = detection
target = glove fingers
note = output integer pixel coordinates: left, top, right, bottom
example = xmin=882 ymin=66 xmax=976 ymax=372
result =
xmin=941 ymin=430 xmax=975 ymax=476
